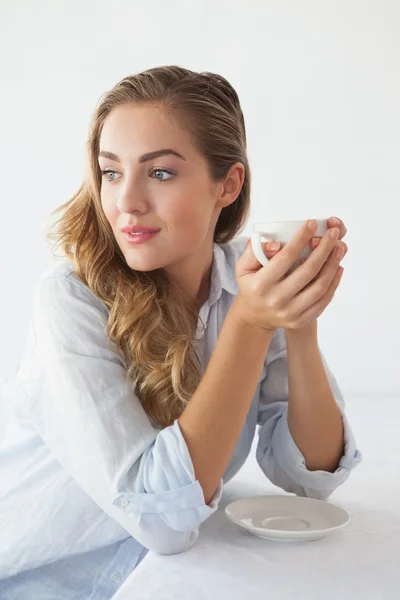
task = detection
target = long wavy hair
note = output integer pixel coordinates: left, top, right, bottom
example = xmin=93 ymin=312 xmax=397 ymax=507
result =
xmin=46 ymin=65 xmax=251 ymax=427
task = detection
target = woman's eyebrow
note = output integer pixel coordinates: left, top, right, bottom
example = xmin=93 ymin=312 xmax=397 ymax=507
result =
xmin=98 ymin=149 xmax=187 ymax=163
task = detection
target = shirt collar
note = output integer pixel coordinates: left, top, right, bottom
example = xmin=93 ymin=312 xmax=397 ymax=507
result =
xmin=195 ymin=242 xmax=239 ymax=340
xmin=209 ymin=242 xmax=239 ymax=301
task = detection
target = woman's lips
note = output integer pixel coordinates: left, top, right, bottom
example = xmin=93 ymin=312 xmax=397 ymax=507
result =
xmin=123 ymin=231 xmax=160 ymax=244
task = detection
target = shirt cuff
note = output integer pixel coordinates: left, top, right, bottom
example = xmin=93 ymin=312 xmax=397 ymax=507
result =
xmin=271 ymin=407 xmax=362 ymax=493
xmin=113 ymin=478 xmax=223 ymax=515
xmin=113 ymin=419 xmax=223 ymax=532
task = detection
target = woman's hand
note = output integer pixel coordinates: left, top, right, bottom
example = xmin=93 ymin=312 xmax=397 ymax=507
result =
xmin=310 ymin=216 xmax=347 ymax=248
xmin=234 ymin=218 xmax=348 ymax=331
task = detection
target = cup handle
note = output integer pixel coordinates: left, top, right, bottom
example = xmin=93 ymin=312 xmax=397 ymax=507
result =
xmin=250 ymin=232 xmax=269 ymax=267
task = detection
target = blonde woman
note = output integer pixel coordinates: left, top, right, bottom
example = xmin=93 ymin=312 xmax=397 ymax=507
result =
xmin=0 ymin=66 xmax=361 ymax=599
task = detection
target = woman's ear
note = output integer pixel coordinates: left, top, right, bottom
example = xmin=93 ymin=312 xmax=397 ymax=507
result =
xmin=216 ymin=162 xmax=245 ymax=208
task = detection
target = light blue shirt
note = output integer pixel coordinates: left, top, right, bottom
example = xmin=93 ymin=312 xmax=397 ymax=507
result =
xmin=0 ymin=237 xmax=362 ymax=599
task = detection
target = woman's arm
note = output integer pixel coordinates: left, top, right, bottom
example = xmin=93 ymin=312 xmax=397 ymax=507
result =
xmin=27 ymin=275 xmax=234 ymax=555
xmin=285 ymin=321 xmax=344 ymax=472
xmin=179 ymin=297 xmax=275 ymax=503
xmin=255 ymin=327 xmax=362 ymax=500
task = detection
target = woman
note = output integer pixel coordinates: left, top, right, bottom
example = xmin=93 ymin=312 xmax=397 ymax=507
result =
xmin=0 ymin=65 xmax=361 ymax=599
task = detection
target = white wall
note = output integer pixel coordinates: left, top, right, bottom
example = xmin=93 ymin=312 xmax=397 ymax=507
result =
xmin=0 ymin=0 xmax=399 ymax=400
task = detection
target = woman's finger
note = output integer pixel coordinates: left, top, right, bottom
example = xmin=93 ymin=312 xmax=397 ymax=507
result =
xmin=253 ymin=220 xmax=321 ymax=291
xmin=303 ymin=239 xmax=347 ymax=262
xmin=269 ymin=227 xmax=340 ymax=304
xmin=284 ymin=243 xmax=346 ymax=318
xmin=245 ymin=239 xmax=282 ymax=256
xmin=240 ymin=240 xmax=281 ymax=275
xmin=311 ymin=218 xmax=347 ymax=248
xmin=287 ymin=265 xmax=344 ymax=329
xmin=328 ymin=217 xmax=347 ymax=240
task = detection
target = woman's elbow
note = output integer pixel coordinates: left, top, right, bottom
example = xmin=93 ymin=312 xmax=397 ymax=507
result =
xmin=145 ymin=528 xmax=199 ymax=556
xmin=301 ymin=487 xmax=334 ymax=501
xmin=131 ymin=513 xmax=200 ymax=555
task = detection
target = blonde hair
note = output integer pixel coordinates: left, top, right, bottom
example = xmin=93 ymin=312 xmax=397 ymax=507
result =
xmin=46 ymin=65 xmax=251 ymax=427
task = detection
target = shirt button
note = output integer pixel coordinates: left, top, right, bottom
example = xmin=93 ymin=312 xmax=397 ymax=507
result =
xmin=111 ymin=572 xmax=121 ymax=582
xmin=117 ymin=497 xmax=129 ymax=508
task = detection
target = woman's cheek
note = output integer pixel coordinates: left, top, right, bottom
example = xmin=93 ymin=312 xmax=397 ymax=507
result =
xmin=170 ymin=203 xmax=205 ymax=240
xmin=101 ymin=196 xmax=118 ymax=226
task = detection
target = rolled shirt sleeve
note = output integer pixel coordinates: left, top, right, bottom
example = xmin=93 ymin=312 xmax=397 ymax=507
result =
xmin=113 ymin=420 xmax=223 ymax=533
xmin=25 ymin=274 xmax=222 ymax=555
xmin=256 ymin=328 xmax=362 ymax=500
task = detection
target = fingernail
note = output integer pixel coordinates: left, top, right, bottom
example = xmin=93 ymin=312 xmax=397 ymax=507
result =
xmin=308 ymin=220 xmax=317 ymax=230
xmin=330 ymin=227 xmax=339 ymax=239
xmin=332 ymin=217 xmax=340 ymax=225
xmin=267 ymin=242 xmax=280 ymax=250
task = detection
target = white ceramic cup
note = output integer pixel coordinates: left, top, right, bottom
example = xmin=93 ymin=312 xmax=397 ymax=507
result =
xmin=251 ymin=218 xmax=329 ymax=273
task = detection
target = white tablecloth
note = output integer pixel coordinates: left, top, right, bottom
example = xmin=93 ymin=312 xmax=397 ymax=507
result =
xmin=113 ymin=397 xmax=400 ymax=600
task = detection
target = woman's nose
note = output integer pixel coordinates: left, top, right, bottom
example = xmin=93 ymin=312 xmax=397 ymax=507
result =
xmin=117 ymin=185 xmax=148 ymax=214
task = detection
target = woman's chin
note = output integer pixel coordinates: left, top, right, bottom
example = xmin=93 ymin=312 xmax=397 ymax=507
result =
xmin=124 ymin=254 xmax=165 ymax=272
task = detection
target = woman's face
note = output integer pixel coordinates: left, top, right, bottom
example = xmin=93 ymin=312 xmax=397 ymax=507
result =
xmin=98 ymin=103 xmax=241 ymax=283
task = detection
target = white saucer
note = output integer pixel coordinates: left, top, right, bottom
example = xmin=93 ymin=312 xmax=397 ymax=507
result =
xmin=225 ymin=495 xmax=350 ymax=542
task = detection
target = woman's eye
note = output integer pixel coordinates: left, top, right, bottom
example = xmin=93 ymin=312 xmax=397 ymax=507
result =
xmin=100 ymin=168 xmax=174 ymax=183
xmin=101 ymin=169 xmax=121 ymax=182
xmin=150 ymin=168 xmax=175 ymax=181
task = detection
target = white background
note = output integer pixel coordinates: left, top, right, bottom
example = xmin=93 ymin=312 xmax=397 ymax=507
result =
xmin=0 ymin=0 xmax=399 ymax=401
